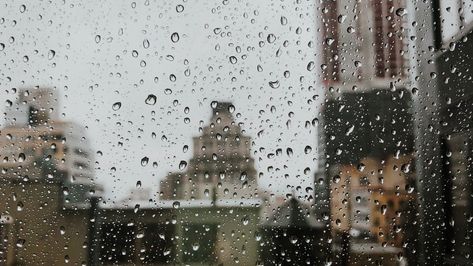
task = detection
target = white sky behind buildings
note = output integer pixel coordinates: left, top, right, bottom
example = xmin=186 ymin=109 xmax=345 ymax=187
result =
xmin=0 ymin=0 xmax=322 ymax=201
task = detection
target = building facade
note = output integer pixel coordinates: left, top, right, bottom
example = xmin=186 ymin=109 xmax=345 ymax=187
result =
xmin=160 ymin=101 xmax=257 ymax=201
xmin=318 ymin=1 xmax=417 ymax=264
xmin=0 ymin=88 xmax=99 ymax=265
xmin=1 ymin=88 xmax=99 ymax=207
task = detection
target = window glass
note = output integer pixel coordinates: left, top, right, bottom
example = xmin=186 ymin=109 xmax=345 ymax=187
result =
xmin=0 ymin=0 xmax=472 ymax=265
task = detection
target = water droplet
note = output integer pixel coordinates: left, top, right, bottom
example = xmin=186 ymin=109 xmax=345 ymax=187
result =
xmin=19 ymin=4 xmax=26 ymax=13
xmin=136 ymin=181 xmax=142 ymax=188
xmin=145 ymin=94 xmax=157 ymax=105
xmin=325 ymin=37 xmax=335 ymax=45
xmin=304 ymin=167 xmax=311 ymax=175
xmin=141 ymin=157 xmax=149 ymax=166
xmin=255 ymin=232 xmax=262 ymax=241
xmin=173 ymin=201 xmax=180 ymax=209
xmin=48 ymin=50 xmax=55 ymax=60
xmin=286 ymin=148 xmax=293 ymax=157
xmin=112 ymin=102 xmax=121 ymax=111
xmin=17 ymin=201 xmax=24 ymax=211
xmin=143 ymin=39 xmax=150 ymax=49
xmin=396 ymin=8 xmax=406 ymax=17
xmin=280 ymin=16 xmax=287 ymax=25
xmin=229 ymin=56 xmax=237 ymax=64
xmin=267 ymin=34 xmax=276 ymax=43
xmin=176 ymin=4 xmax=184 ymax=13
xmin=18 ymin=153 xmax=26 ymax=162
xmin=0 ymin=43 xmax=4 ymax=51
xmin=179 ymin=160 xmax=187 ymax=170
xmin=307 ymin=61 xmax=315 ymax=71
xmin=171 ymin=32 xmax=180 ymax=43
xmin=268 ymin=80 xmax=280 ymax=88
xmin=345 ymin=125 xmax=355 ymax=136
xmin=192 ymin=243 xmax=199 ymax=251
xmin=16 ymin=239 xmax=25 ymax=248
xmin=304 ymin=146 xmax=312 ymax=154
xmin=95 ymin=35 xmax=101 ymax=43
xmin=242 ymin=215 xmax=249 ymax=225
xmin=332 ymin=175 xmax=341 ymax=184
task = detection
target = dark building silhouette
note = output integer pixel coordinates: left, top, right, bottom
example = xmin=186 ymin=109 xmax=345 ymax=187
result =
xmin=259 ymin=197 xmax=330 ymax=265
xmin=436 ymin=25 xmax=473 ymax=265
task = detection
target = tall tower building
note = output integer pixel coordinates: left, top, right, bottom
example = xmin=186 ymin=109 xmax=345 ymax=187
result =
xmin=321 ymin=0 xmax=406 ymax=86
xmin=317 ymin=1 xmax=416 ymax=264
xmin=0 ymin=87 xmax=98 ymax=207
xmin=160 ymin=101 xmax=257 ymax=201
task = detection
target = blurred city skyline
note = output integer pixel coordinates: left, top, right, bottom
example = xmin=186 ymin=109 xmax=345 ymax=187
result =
xmin=0 ymin=0 xmax=321 ymax=200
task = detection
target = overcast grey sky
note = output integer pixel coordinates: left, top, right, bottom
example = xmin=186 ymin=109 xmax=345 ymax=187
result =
xmin=0 ymin=0 xmax=322 ymax=201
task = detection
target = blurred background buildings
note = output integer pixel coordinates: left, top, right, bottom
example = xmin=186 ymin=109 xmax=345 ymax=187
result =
xmin=0 ymin=0 xmax=472 ymax=265
xmin=317 ymin=0 xmax=473 ymax=265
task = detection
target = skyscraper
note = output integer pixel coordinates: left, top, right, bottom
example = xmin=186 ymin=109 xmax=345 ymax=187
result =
xmin=317 ymin=0 xmax=416 ymax=264
xmin=321 ymin=0 xmax=406 ymax=85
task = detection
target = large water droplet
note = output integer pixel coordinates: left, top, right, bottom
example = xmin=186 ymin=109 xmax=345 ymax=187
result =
xmin=396 ymin=8 xmax=406 ymax=17
xmin=179 ymin=160 xmax=187 ymax=170
xmin=145 ymin=94 xmax=157 ymax=105
xmin=267 ymin=34 xmax=276 ymax=43
xmin=280 ymin=16 xmax=287 ymax=25
xmin=173 ymin=201 xmax=180 ymax=209
xmin=171 ymin=32 xmax=180 ymax=43
xmin=229 ymin=56 xmax=237 ymax=64
xmin=141 ymin=157 xmax=149 ymax=166
xmin=16 ymin=239 xmax=25 ymax=248
xmin=269 ymin=80 xmax=280 ymax=89
xmin=307 ymin=61 xmax=315 ymax=71
xmin=143 ymin=39 xmax=150 ymax=49
xmin=17 ymin=201 xmax=24 ymax=211
xmin=18 ymin=153 xmax=26 ymax=162
xmin=48 ymin=50 xmax=55 ymax=60
xmin=176 ymin=4 xmax=184 ymax=12
xmin=112 ymin=102 xmax=121 ymax=111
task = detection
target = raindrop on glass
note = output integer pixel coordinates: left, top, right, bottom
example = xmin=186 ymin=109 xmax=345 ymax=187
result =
xmin=171 ymin=32 xmax=180 ymax=43
xmin=145 ymin=94 xmax=157 ymax=105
